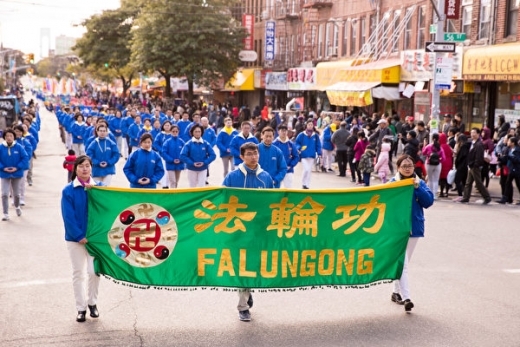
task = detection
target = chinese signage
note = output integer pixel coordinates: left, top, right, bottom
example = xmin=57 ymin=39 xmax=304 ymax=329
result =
xmin=265 ymin=20 xmax=276 ymax=61
xmin=463 ymin=44 xmax=520 ymax=81
xmin=242 ymin=14 xmax=254 ymax=50
xmin=86 ymin=181 xmax=414 ymax=288
xmin=287 ymin=68 xmax=316 ymax=90
xmin=265 ymin=71 xmax=287 ymax=90
xmin=401 ymin=48 xmax=462 ymax=82
xmin=445 ymin=0 xmax=461 ymax=20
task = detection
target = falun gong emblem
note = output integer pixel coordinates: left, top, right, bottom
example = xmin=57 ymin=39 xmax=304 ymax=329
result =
xmin=108 ymin=203 xmax=177 ymax=267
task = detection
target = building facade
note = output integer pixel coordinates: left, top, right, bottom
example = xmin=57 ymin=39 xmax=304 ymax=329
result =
xmin=55 ymin=35 xmax=76 ymax=56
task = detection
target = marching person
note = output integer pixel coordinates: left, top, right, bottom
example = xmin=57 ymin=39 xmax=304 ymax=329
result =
xmin=389 ymin=154 xmax=434 ymax=313
xmin=123 ymin=133 xmax=165 ymax=189
xmin=216 ymin=117 xmax=238 ymax=178
xmin=60 ymin=155 xmax=103 ymax=322
xmin=230 ymin=121 xmax=258 ymax=167
xmin=223 ymin=142 xmax=273 ymax=322
xmin=180 ymin=124 xmax=216 ymax=188
xmin=161 ymin=124 xmax=186 ymax=188
xmin=273 ymin=124 xmax=299 ymax=188
xmin=258 ymin=126 xmax=287 ymax=188
xmin=1 ymin=129 xmax=29 ymax=221
xmin=86 ymin=124 xmax=120 ymax=186
xmin=295 ymin=119 xmax=322 ymax=189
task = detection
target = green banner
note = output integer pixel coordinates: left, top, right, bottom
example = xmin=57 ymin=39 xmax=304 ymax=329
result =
xmin=86 ymin=180 xmax=414 ymax=289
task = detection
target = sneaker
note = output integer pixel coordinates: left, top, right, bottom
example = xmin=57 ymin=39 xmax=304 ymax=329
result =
xmin=327 ymin=168 xmax=334 ymax=172
xmin=247 ymin=293 xmax=253 ymax=308
xmin=238 ymin=309 xmax=251 ymax=322
xmin=302 ymin=185 xmax=309 ymax=189
xmin=16 ymin=208 xmax=22 ymax=217
xmin=391 ymin=292 xmax=403 ymax=304
xmin=496 ymin=199 xmax=507 ymax=204
xmin=403 ymin=299 xmax=414 ymax=313
xmin=458 ymin=199 xmax=469 ymax=203
xmin=1 ymin=214 xmax=9 ymax=221
xmin=483 ymin=198 xmax=492 ymax=205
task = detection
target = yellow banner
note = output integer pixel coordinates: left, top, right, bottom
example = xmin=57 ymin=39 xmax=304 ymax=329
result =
xmin=326 ymin=90 xmax=373 ymax=107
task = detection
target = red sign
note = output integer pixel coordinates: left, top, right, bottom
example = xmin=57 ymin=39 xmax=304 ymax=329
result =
xmin=242 ymin=14 xmax=254 ymax=50
xmin=445 ymin=0 xmax=461 ymax=20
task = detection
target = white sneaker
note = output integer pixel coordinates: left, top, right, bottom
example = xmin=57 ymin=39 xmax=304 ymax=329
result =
xmin=16 ymin=208 xmax=22 ymax=217
xmin=2 ymin=214 xmax=9 ymax=221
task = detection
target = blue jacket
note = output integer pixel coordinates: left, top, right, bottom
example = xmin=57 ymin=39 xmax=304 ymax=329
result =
xmin=109 ymin=116 xmax=124 ymax=137
xmin=71 ymin=122 xmax=87 ymax=144
xmin=180 ymin=138 xmax=216 ymax=171
xmin=151 ymin=127 xmax=162 ymax=141
xmin=321 ymin=126 xmax=334 ymax=151
xmin=86 ymin=137 xmax=120 ymax=177
xmin=17 ymin=136 xmax=33 ymax=159
xmin=61 ymin=178 xmax=104 ymax=241
xmin=0 ymin=141 xmax=29 ymax=178
xmin=121 ymin=116 xmax=134 ymax=136
xmin=230 ymin=133 xmax=259 ymax=165
xmin=389 ymin=176 xmax=434 ymax=237
xmin=202 ymin=127 xmax=217 ymax=147
xmin=177 ymin=120 xmax=191 ymax=141
xmin=222 ymin=163 xmax=274 ymax=189
xmin=273 ymin=137 xmax=300 ymax=173
xmin=127 ymin=123 xmax=143 ymax=148
xmin=162 ymin=136 xmax=186 ymax=171
xmin=84 ymin=132 xmax=117 ymax=152
xmin=258 ymin=143 xmax=287 ymax=187
xmin=24 ymin=132 xmax=37 ymax=152
xmin=216 ymin=127 xmax=238 ymax=158
xmin=295 ymin=131 xmax=322 ymax=158
xmin=154 ymin=132 xmax=173 ymax=153
xmin=123 ymin=148 xmax=165 ymax=188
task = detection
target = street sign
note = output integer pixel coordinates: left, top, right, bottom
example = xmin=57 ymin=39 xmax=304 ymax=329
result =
xmin=434 ymin=57 xmax=453 ymax=91
xmin=429 ymin=24 xmax=437 ymax=34
xmin=425 ymin=41 xmax=456 ymax=53
xmin=444 ymin=33 xmax=466 ymax=42
xmin=238 ymin=50 xmax=258 ymax=62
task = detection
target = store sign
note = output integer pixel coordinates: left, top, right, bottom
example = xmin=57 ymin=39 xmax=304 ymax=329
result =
xmin=265 ymin=21 xmax=276 ymax=61
xmin=254 ymin=69 xmax=270 ymax=89
xmin=401 ymin=48 xmax=462 ymax=81
xmin=445 ymin=0 xmax=461 ymax=20
xmin=287 ymin=68 xmax=316 ymax=90
xmin=242 ymin=14 xmax=254 ymax=50
xmin=265 ymin=72 xmax=287 ymax=90
xmin=435 ymin=57 xmax=454 ymax=90
xmin=463 ymin=55 xmax=520 ymax=81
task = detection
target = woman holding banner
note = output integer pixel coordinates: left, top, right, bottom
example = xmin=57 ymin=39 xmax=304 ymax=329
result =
xmin=60 ymin=155 xmax=104 ymax=322
xmin=389 ymin=154 xmax=434 ymax=313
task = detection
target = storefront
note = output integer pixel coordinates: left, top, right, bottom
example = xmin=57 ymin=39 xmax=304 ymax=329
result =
xmin=324 ymin=58 xmax=401 ymax=114
xmin=265 ymin=71 xmax=288 ymax=109
xmin=287 ymin=67 xmax=317 ymax=111
xmin=220 ymin=68 xmax=260 ymax=108
xmin=463 ymin=43 xmax=520 ymax=130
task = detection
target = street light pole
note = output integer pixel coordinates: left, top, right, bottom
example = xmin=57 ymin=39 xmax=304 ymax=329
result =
xmin=429 ymin=0 xmax=445 ymax=139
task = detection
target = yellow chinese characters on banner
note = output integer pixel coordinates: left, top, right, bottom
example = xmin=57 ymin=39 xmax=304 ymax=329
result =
xmin=326 ymin=90 xmax=374 ymax=107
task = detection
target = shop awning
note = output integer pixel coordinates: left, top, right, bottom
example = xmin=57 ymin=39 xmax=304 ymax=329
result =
xmin=222 ymin=69 xmax=255 ymax=91
xmin=316 ymin=59 xmax=358 ymax=90
xmin=463 ymin=43 xmax=520 ymax=81
xmin=325 ymin=81 xmax=380 ymax=92
xmin=340 ymin=58 xmax=401 ymax=84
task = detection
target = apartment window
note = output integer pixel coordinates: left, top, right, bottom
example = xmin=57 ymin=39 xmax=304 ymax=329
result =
xmin=318 ymin=24 xmax=325 ymax=58
xmin=392 ymin=10 xmax=400 ymax=52
xmin=325 ymin=23 xmax=332 ymax=56
xmin=462 ymin=0 xmax=473 ymax=37
xmin=332 ymin=24 xmax=339 ymax=56
xmin=402 ymin=8 xmax=412 ymax=49
xmin=506 ymin=0 xmax=519 ymax=37
xmin=382 ymin=19 xmax=389 ymax=52
xmin=360 ymin=17 xmax=366 ymax=49
xmin=416 ymin=6 xmax=426 ymax=49
xmin=479 ymin=0 xmax=491 ymax=40
xmin=343 ymin=20 xmax=348 ymax=56
xmin=350 ymin=20 xmax=358 ymax=56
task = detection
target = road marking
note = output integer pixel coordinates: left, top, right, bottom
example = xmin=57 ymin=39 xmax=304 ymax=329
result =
xmin=0 ymin=277 xmax=70 ymax=289
xmin=503 ymin=269 xmax=520 ymax=274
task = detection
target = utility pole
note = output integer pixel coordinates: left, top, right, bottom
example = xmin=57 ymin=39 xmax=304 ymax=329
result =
xmin=429 ymin=0 xmax=445 ymax=139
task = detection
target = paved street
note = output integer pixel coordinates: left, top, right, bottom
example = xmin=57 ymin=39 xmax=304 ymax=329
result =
xmin=1 ymin=101 xmax=520 ymax=347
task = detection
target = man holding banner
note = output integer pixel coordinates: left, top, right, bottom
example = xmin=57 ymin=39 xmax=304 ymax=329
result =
xmin=223 ymin=142 xmax=273 ymax=321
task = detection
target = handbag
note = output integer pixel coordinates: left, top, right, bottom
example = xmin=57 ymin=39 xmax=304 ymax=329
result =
xmin=447 ymin=168 xmax=457 ymax=185
xmin=484 ymin=151 xmax=491 ymax=163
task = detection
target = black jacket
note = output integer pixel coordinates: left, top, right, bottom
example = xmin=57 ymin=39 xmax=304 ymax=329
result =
xmin=455 ymin=142 xmax=470 ymax=171
xmin=467 ymin=139 xmax=485 ymax=168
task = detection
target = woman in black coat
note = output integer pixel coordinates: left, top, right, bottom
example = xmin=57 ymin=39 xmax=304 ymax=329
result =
xmin=454 ymin=134 xmax=470 ymax=198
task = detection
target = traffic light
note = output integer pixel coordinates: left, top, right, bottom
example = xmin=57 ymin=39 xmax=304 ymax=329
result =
xmin=28 ymin=53 xmax=34 ymax=64
xmin=104 ymin=62 xmax=109 ymax=68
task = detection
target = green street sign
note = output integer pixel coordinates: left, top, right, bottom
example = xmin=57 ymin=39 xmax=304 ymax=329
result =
xmin=430 ymin=24 xmax=437 ymax=34
xmin=444 ymin=33 xmax=466 ymax=42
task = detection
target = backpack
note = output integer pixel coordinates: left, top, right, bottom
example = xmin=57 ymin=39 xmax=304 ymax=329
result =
xmin=429 ymin=148 xmax=440 ymax=166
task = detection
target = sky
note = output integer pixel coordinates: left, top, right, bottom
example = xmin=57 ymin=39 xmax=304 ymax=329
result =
xmin=0 ymin=0 xmax=121 ymax=60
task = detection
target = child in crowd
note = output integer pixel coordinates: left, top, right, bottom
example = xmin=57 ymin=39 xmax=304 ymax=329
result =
xmin=358 ymin=145 xmax=376 ymax=186
xmin=374 ymin=140 xmax=391 ymax=183
xmin=63 ymin=149 xmax=76 ymax=182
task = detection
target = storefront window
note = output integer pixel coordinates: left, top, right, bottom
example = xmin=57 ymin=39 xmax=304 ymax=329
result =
xmin=506 ymin=0 xmax=519 ymax=37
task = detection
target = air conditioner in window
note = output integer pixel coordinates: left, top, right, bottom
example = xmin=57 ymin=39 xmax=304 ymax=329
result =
xmin=327 ymin=46 xmax=338 ymax=57
xmin=362 ymin=43 xmax=372 ymax=54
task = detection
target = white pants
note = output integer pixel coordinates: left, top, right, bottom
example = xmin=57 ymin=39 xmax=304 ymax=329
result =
xmin=115 ymin=136 xmax=123 ymax=156
xmin=167 ymin=170 xmax=182 ymax=188
xmin=221 ymin=156 xmax=235 ymax=178
xmin=426 ymin=163 xmax=442 ymax=195
xmin=12 ymin=171 xmax=27 ymax=204
xmin=93 ymin=175 xmax=112 ymax=186
xmin=2 ymin=178 xmax=21 ymax=214
xmin=322 ymin=149 xmax=334 ymax=170
xmin=72 ymin=143 xmax=85 ymax=156
xmin=66 ymin=241 xmax=100 ymax=311
xmin=301 ymin=158 xmax=314 ymax=187
xmin=159 ymin=159 xmax=169 ymax=187
xmin=66 ymin=132 xmax=73 ymax=150
xmin=281 ymin=172 xmax=294 ymax=188
xmin=393 ymin=237 xmax=419 ymax=301
xmin=237 ymin=288 xmax=251 ymax=311
xmin=187 ymin=170 xmax=206 ymax=187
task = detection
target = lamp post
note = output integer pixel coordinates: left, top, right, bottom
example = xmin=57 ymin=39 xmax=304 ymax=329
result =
xmin=369 ymin=0 xmax=381 ymax=59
